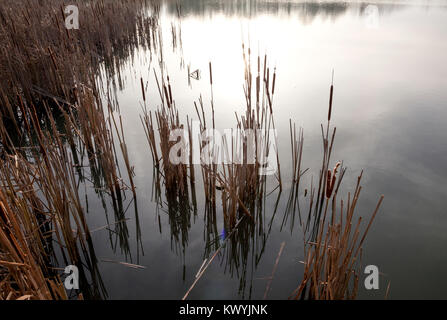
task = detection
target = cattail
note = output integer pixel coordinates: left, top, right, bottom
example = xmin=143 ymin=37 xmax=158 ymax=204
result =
xmin=326 ymin=162 xmax=341 ymax=198
xmin=328 ymin=70 xmax=334 ymax=121
xmin=263 ymin=54 xmax=267 ymax=80
xmin=209 ymin=62 xmax=213 ymax=85
xmin=272 ymin=67 xmax=276 ymax=95
xmin=167 ymin=76 xmax=173 ymax=104
xmin=140 ymin=77 xmax=146 ymax=102
xmin=326 ymin=169 xmax=333 ymax=198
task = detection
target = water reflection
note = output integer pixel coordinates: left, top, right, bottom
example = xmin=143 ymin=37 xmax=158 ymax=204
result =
xmin=219 ymin=189 xmax=281 ymax=298
xmin=167 ymin=0 xmax=410 ymax=21
xmin=33 ymin=0 xmax=447 ymax=299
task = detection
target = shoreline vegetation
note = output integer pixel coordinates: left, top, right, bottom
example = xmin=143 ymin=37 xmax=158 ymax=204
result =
xmin=0 ymin=0 xmax=383 ymax=300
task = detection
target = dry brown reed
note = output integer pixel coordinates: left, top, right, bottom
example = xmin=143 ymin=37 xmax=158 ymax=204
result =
xmin=292 ymin=173 xmax=384 ymax=299
xmin=0 ymin=0 xmax=155 ymax=297
xmin=282 ymin=121 xmax=307 ymax=232
xmin=141 ymin=70 xmax=196 ymax=258
xmin=0 ymin=0 xmax=159 ymax=140
xmin=0 ymin=187 xmax=67 ymax=300
xmin=0 ymin=0 xmax=385 ymax=300
xmin=163 ymin=46 xmax=284 ymax=299
xmin=59 ymin=82 xmax=138 ymax=259
xmin=0 ymin=109 xmax=103 ymax=299
xmin=141 ymin=74 xmax=191 ymax=201
xmin=217 ymin=45 xmax=281 ymax=231
xmin=288 ymin=78 xmax=384 ymax=300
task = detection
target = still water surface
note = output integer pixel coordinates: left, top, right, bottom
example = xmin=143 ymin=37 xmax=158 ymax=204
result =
xmin=82 ymin=1 xmax=447 ymax=299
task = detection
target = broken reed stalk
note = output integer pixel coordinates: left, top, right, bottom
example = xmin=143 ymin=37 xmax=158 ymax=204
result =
xmin=263 ymin=241 xmax=286 ymax=299
xmin=182 ymin=217 xmax=245 ymax=300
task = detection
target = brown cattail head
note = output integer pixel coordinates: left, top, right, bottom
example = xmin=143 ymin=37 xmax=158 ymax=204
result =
xmin=272 ymin=67 xmax=277 ymax=95
xmin=140 ymin=77 xmax=146 ymax=102
xmin=328 ymin=70 xmax=334 ymax=121
xmin=326 ymin=162 xmax=341 ymax=198
xmin=167 ymin=76 xmax=173 ymax=104
xmin=209 ymin=62 xmax=213 ymax=85
xmin=326 ymin=169 xmax=333 ymax=198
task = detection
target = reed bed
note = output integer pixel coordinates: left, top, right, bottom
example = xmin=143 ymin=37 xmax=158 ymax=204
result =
xmin=216 ymin=45 xmax=281 ymax=232
xmin=142 ymin=45 xmax=281 ymax=230
xmin=140 ymin=40 xmax=384 ymax=300
xmin=181 ymin=61 xmax=384 ymax=300
xmin=141 ymin=46 xmax=287 ymax=299
xmin=0 ymin=113 xmax=105 ymax=299
xmin=0 ymin=77 xmax=141 ymax=297
xmin=0 ymin=0 xmax=159 ymax=139
xmin=293 ymin=175 xmax=384 ymax=299
xmin=0 ymin=0 xmax=156 ymax=298
xmin=141 ymin=73 xmax=190 ymax=196
xmin=0 ymin=187 xmax=67 ymax=300
xmin=0 ymin=0 xmax=385 ymax=301
xmin=141 ymin=71 xmax=196 ymax=258
xmin=56 ymin=81 xmax=137 ymax=259
xmin=286 ymin=80 xmax=385 ymax=300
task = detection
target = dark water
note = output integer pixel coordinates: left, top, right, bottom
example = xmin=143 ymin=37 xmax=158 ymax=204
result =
xmin=79 ymin=0 xmax=447 ymax=299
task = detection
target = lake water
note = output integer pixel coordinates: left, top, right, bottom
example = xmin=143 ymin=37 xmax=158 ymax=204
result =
xmin=80 ymin=0 xmax=447 ymax=299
